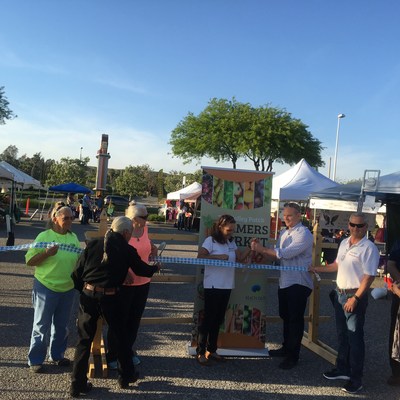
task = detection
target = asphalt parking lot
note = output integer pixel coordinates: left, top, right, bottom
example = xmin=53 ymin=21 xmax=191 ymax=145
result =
xmin=0 ymin=217 xmax=398 ymax=399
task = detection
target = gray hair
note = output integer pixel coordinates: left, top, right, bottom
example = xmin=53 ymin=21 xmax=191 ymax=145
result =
xmin=110 ymin=216 xmax=133 ymax=233
xmin=47 ymin=204 xmax=72 ymax=230
xmin=101 ymin=216 xmax=132 ymax=264
xmin=125 ymin=201 xmax=148 ymax=219
xmin=349 ymin=212 xmax=367 ymax=221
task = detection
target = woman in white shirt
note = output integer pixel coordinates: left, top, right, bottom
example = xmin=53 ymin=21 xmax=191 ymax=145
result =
xmin=196 ymin=214 xmax=250 ymax=365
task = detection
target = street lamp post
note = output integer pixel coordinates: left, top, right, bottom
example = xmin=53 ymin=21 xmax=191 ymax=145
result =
xmin=332 ymin=113 xmax=345 ymax=181
xmin=80 ymin=147 xmax=83 ymax=161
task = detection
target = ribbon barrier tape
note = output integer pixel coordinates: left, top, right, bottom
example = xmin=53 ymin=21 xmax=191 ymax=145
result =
xmin=152 ymin=256 xmax=308 ymax=272
xmin=0 ymin=243 xmax=308 ymax=272
xmin=0 ymin=242 xmax=83 ymax=254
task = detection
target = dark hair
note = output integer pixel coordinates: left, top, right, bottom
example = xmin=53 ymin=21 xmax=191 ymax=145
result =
xmin=210 ymin=214 xmax=236 ymax=244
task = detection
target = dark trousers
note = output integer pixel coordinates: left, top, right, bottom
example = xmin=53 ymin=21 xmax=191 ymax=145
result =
xmin=278 ymin=284 xmax=312 ymax=361
xmin=81 ymin=207 xmax=90 ymax=224
xmin=107 ymin=283 xmax=150 ymax=362
xmin=390 ymin=295 xmax=400 ymax=377
xmin=71 ymin=289 xmax=134 ymax=387
xmin=197 ymin=288 xmax=231 ymax=355
xmin=334 ymin=290 xmax=368 ymax=383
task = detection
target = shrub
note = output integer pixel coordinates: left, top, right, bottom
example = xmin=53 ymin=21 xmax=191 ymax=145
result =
xmin=148 ymin=214 xmax=164 ymax=222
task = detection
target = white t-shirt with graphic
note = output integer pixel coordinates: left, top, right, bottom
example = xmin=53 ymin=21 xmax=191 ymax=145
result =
xmin=201 ymin=236 xmax=237 ymax=289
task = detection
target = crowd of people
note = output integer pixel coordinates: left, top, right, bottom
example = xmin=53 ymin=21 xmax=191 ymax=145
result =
xmin=23 ymin=198 xmax=400 ymax=396
xmin=26 ymin=200 xmax=160 ymax=397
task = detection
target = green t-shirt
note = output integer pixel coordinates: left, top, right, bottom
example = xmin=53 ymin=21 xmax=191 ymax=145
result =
xmin=25 ymin=229 xmax=81 ymax=292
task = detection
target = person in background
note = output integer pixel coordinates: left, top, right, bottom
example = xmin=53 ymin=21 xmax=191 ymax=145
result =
xmin=93 ymin=195 xmax=104 ymax=223
xmin=25 ymin=202 xmax=80 ymax=373
xmin=387 ymin=241 xmax=400 ymax=386
xmin=81 ymin=193 xmax=92 ymax=225
xmin=311 ymin=212 xmax=379 ymax=394
xmin=177 ymin=200 xmax=186 ymax=230
xmin=196 ymin=214 xmax=251 ymax=365
xmin=184 ymin=202 xmax=194 ymax=231
xmin=107 ymin=202 xmax=158 ymax=369
xmin=70 ymin=216 xmax=158 ymax=397
xmin=251 ymin=202 xmax=313 ymax=370
xmin=66 ymin=193 xmax=77 ymax=218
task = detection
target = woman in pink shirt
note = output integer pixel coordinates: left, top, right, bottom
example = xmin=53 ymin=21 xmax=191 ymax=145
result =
xmin=107 ymin=201 xmax=158 ymax=368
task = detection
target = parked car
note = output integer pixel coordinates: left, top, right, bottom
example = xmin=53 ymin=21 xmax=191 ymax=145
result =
xmin=104 ymin=195 xmax=130 ymax=208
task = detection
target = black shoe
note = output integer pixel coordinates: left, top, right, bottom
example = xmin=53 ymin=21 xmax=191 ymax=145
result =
xmin=268 ymin=347 xmax=287 ymax=357
xmin=387 ymin=375 xmax=400 ymax=386
xmin=70 ymin=382 xmax=93 ymax=398
xmin=29 ymin=364 xmax=44 ymax=373
xmin=278 ymin=357 xmax=298 ymax=370
xmin=118 ymin=371 xmax=139 ymax=389
xmin=323 ymin=369 xmax=350 ymax=380
xmin=52 ymin=357 xmax=71 ymax=367
xmin=341 ymin=381 xmax=363 ymax=394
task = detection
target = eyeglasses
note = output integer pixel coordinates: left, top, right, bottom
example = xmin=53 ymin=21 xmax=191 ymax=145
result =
xmin=349 ymin=222 xmax=366 ymax=228
xmin=60 ymin=216 xmax=74 ymax=221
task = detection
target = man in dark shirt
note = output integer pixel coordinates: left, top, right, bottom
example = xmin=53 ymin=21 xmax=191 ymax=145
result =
xmin=70 ymin=216 xmax=158 ymax=397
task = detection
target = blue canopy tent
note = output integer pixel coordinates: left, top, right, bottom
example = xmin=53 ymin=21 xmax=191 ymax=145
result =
xmin=38 ymin=182 xmax=93 ymax=220
xmin=48 ymin=182 xmax=92 ymax=193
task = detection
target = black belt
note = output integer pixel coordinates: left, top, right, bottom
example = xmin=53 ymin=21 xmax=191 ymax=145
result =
xmin=336 ymin=287 xmax=358 ymax=295
xmin=84 ymin=283 xmax=118 ymax=295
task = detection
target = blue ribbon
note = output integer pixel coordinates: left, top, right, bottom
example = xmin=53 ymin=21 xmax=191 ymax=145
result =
xmin=0 ymin=242 xmax=307 ymax=272
xmin=0 ymin=242 xmax=83 ymax=254
xmin=153 ymin=256 xmax=307 ymax=272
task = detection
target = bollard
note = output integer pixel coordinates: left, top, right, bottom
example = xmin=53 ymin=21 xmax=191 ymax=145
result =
xmin=25 ymin=197 xmax=30 ymax=215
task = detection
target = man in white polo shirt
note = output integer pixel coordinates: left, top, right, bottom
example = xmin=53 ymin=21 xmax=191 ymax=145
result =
xmin=312 ymin=212 xmax=379 ymax=394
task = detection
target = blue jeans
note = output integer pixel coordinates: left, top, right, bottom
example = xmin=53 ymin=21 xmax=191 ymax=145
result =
xmin=28 ymin=278 xmax=76 ymax=366
xmin=334 ymin=289 xmax=368 ymax=383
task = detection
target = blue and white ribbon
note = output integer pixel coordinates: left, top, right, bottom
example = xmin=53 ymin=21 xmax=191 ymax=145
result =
xmin=0 ymin=243 xmax=307 ymax=272
xmin=0 ymin=242 xmax=83 ymax=254
xmin=153 ymin=256 xmax=307 ymax=272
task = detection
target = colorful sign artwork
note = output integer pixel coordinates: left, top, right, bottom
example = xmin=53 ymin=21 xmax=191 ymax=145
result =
xmin=191 ymin=167 xmax=273 ymax=350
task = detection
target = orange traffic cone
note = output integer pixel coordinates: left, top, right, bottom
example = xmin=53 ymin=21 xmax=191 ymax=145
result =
xmin=25 ymin=197 xmax=30 ymax=215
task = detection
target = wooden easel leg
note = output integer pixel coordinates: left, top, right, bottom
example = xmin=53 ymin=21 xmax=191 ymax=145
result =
xmin=88 ymin=318 xmax=108 ymax=378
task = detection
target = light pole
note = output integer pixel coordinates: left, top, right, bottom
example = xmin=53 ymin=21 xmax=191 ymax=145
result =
xmin=332 ymin=113 xmax=345 ymax=181
xmin=80 ymin=147 xmax=83 ymax=161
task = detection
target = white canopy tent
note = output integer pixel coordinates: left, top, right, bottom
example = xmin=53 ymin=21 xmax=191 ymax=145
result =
xmin=271 ymin=159 xmax=338 ymax=238
xmin=0 ymin=161 xmax=43 ymax=189
xmin=272 ymin=158 xmax=338 ymax=201
xmin=167 ymin=181 xmax=202 ymax=202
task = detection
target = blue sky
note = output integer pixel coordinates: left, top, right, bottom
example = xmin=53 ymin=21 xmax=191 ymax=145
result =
xmin=1 ymin=0 xmax=399 ymax=182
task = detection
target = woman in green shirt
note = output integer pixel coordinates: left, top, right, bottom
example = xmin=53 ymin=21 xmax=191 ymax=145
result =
xmin=25 ymin=202 xmax=81 ymax=373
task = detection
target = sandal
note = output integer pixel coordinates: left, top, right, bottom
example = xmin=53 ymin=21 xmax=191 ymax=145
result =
xmin=206 ymin=351 xmax=226 ymax=362
xmin=196 ymin=354 xmax=211 ymax=366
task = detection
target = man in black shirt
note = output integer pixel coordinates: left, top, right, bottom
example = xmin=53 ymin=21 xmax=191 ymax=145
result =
xmin=70 ymin=216 xmax=158 ymax=397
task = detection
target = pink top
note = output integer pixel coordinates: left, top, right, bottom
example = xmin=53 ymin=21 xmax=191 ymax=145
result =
xmin=124 ymin=225 xmax=152 ymax=286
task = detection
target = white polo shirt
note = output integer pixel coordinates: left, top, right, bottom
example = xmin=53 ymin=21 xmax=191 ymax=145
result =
xmin=336 ymin=236 xmax=379 ymax=289
xmin=201 ymin=236 xmax=237 ymax=289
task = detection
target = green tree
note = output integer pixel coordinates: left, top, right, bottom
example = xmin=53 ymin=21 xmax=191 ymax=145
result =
xmin=157 ymin=169 xmax=164 ymax=200
xmin=45 ymin=157 xmax=91 ymax=187
xmin=0 ymin=87 xmax=17 ymax=125
xmin=163 ymin=170 xmax=199 ymax=194
xmin=170 ymin=98 xmax=324 ymax=171
xmin=170 ymin=98 xmax=253 ymax=169
xmin=114 ymin=165 xmax=150 ymax=198
xmin=242 ymin=106 xmax=324 ymax=171
xmin=0 ymin=145 xmax=19 ymax=166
